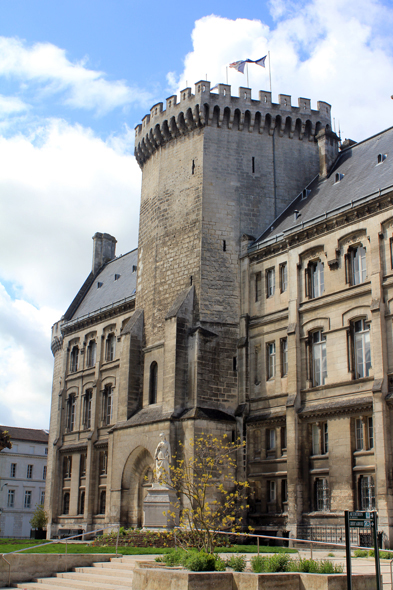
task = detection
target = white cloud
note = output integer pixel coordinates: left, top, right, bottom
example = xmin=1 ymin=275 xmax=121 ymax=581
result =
xmin=0 ymin=36 xmax=152 ymax=114
xmin=0 ymin=94 xmax=28 ymax=116
xmin=170 ymin=0 xmax=393 ymax=141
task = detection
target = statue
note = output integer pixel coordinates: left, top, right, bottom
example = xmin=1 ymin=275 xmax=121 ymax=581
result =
xmin=154 ymin=432 xmax=171 ymax=485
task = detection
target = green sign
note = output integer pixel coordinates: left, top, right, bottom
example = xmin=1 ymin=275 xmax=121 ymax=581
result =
xmin=349 ymin=519 xmax=372 ymax=528
xmin=349 ymin=511 xmax=371 ymax=519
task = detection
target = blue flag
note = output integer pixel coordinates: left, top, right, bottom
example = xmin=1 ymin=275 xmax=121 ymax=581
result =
xmin=229 ymin=56 xmax=267 ymax=73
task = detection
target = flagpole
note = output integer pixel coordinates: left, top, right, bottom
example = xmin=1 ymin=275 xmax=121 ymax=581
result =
xmin=268 ymin=51 xmax=272 ymax=94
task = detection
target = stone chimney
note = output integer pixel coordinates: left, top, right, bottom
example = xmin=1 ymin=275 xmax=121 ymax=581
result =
xmin=92 ymin=232 xmax=117 ymax=274
xmin=316 ymin=128 xmax=340 ymax=179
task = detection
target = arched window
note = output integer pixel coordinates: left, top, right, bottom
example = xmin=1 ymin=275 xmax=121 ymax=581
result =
xmin=310 ymin=330 xmax=327 ymax=386
xmin=345 ymin=245 xmax=367 ymax=285
xmin=63 ymin=492 xmax=70 ymax=515
xmin=351 ymin=319 xmax=371 ymax=379
xmin=102 ymin=385 xmax=113 ymax=425
xmin=99 ymin=490 xmax=106 ymax=514
xmin=305 ymin=260 xmax=324 ymax=299
xmin=105 ymin=333 xmax=116 ymax=362
xmin=82 ymin=390 xmax=92 ymax=429
xmin=70 ymin=346 xmax=79 ymax=372
xmin=149 ymin=362 xmax=158 ymax=404
xmin=78 ymin=490 xmax=85 ymax=515
xmin=86 ymin=340 xmax=96 ymax=368
xmin=66 ymin=394 xmax=76 ymax=431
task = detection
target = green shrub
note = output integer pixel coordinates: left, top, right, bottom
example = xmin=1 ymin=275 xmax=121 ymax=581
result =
xmin=227 ymin=555 xmax=247 ymax=572
xmin=327 ymin=552 xmax=334 ymax=557
xmin=288 ymin=558 xmax=343 ymax=574
xmin=251 ymin=553 xmax=290 ymax=573
xmin=214 ymin=556 xmax=227 ymax=571
xmin=183 ymin=551 xmax=216 ymax=571
xmin=354 ymin=549 xmax=368 ymax=557
xmin=162 ymin=548 xmax=185 ymax=566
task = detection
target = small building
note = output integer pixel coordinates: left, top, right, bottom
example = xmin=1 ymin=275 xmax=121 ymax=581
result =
xmin=0 ymin=426 xmax=48 ymax=538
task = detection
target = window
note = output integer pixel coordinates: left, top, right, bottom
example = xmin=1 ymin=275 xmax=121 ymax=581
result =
xmin=40 ymin=491 xmax=45 ymax=504
xmin=368 ymin=417 xmax=374 ymax=449
xmin=70 ymin=345 xmax=79 ymax=373
xmin=316 ymin=478 xmax=330 ymax=511
xmin=280 ymin=263 xmax=288 ymax=293
xmin=27 ymin=464 xmax=33 ymax=479
xmin=312 ymin=423 xmax=319 ymax=455
xmin=352 ymin=319 xmax=371 ymax=379
xmin=255 ymin=272 xmax=262 ymax=302
xmin=306 ymin=260 xmax=324 ymax=298
xmin=99 ymin=450 xmax=108 ymax=475
xmin=268 ymin=480 xmax=276 ymax=502
xmin=79 ymin=490 xmax=85 ymax=515
xmin=82 ymin=390 xmax=93 ymax=429
xmin=281 ymin=426 xmax=287 ymax=454
xmin=377 ymin=153 xmax=387 ymax=164
xmin=80 ymin=453 xmax=87 ymax=477
xmin=335 ymin=172 xmax=344 ymax=183
xmin=311 ymin=331 xmax=327 ymax=386
xmin=149 ymin=362 xmax=158 ymax=404
xmin=24 ymin=490 xmax=32 ymax=509
xmin=266 ymin=268 xmax=275 ymax=298
xmin=312 ymin=423 xmax=328 ymax=455
xmin=43 ymin=466 xmax=47 ymax=480
xmin=63 ymin=455 xmax=72 ymax=479
xmin=267 ymin=428 xmax=276 ymax=451
xmin=45 ymin=448 xmax=48 ymax=455
xmin=346 ymin=246 xmax=367 ymax=285
xmin=267 ymin=343 xmax=276 ymax=379
xmin=356 ymin=418 xmax=364 ymax=450
xmin=86 ymin=340 xmax=96 ymax=368
xmin=359 ymin=475 xmax=375 ymax=510
xmin=7 ymin=489 xmax=15 ymax=508
xmin=102 ymin=385 xmax=113 ymax=425
xmin=63 ymin=492 xmax=70 ymax=515
xmin=281 ymin=338 xmax=288 ymax=376
xmin=99 ymin=490 xmax=106 ymax=514
xmin=322 ymin=422 xmax=328 ymax=454
xmin=66 ymin=394 xmax=76 ymax=432
xmin=254 ymin=347 xmax=260 ymax=385
xmin=10 ymin=463 xmax=16 ymax=478
xmin=105 ymin=333 xmax=116 ymax=362
xmin=281 ymin=479 xmax=288 ymax=507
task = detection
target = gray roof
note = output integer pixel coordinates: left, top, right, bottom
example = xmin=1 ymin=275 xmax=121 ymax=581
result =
xmin=71 ymin=249 xmax=138 ymax=320
xmin=0 ymin=426 xmax=48 ymax=443
xmin=254 ymin=126 xmax=393 ymax=247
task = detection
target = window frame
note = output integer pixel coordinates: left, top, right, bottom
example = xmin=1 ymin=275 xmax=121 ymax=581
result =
xmin=10 ymin=463 xmax=16 ymax=478
xmin=268 ymin=480 xmax=276 ymax=503
xmin=105 ymin=333 xmax=116 ymax=363
xmin=352 ymin=319 xmax=371 ymax=379
xmin=7 ymin=489 xmax=15 ymax=508
xmin=149 ymin=362 xmax=158 ymax=404
xmin=102 ymin=385 xmax=113 ymax=425
xmin=266 ymin=268 xmax=275 ymax=298
xmin=66 ymin=394 xmax=76 ymax=432
xmin=315 ymin=478 xmax=330 ymax=511
xmin=27 ymin=464 xmax=33 ymax=479
xmin=311 ymin=330 xmax=327 ymax=387
xmin=255 ymin=272 xmax=262 ymax=302
xmin=24 ymin=490 xmax=32 ymax=509
xmin=281 ymin=338 xmax=288 ymax=377
xmin=306 ymin=260 xmax=325 ymax=299
xmin=86 ymin=340 xmax=97 ymax=368
xmin=267 ymin=342 xmax=276 ymax=380
xmin=69 ymin=345 xmax=79 ymax=373
xmin=359 ymin=475 xmax=375 ymax=510
xmin=280 ymin=263 xmax=288 ymax=293
xmin=82 ymin=390 xmax=93 ymax=430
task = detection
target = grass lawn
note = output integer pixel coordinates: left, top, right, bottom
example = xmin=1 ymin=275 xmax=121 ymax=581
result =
xmin=0 ymin=539 xmax=297 ymax=555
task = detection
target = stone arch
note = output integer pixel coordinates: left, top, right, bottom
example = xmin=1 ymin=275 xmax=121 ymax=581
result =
xmin=223 ymin=106 xmax=231 ymax=128
xmin=120 ymin=446 xmax=154 ymax=528
xmin=212 ymin=105 xmax=220 ymax=127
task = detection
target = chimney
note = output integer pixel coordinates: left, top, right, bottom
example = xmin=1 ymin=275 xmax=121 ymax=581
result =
xmin=316 ymin=128 xmax=340 ymax=179
xmin=92 ymin=232 xmax=117 ymax=274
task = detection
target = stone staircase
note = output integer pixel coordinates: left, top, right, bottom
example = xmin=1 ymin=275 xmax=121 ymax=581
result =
xmin=1 ymin=556 xmax=140 ymax=590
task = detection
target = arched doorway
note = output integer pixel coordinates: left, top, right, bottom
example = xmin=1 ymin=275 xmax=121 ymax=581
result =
xmin=120 ymin=446 xmax=154 ymax=527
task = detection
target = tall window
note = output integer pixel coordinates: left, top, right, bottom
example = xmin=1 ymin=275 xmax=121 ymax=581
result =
xmin=79 ymin=490 xmax=85 ymax=515
xmin=99 ymin=450 xmax=108 ymax=475
xmin=149 ymin=362 xmax=158 ymax=404
xmin=268 ymin=480 xmax=276 ymax=502
xmin=322 ymin=422 xmax=328 ymax=454
xmin=80 ymin=453 xmax=87 ymax=477
xmin=43 ymin=466 xmax=47 ymax=480
xmin=359 ymin=475 xmax=375 ymax=510
xmin=102 ymin=385 xmax=113 ymax=425
xmin=312 ymin=331 xmax=327 ymax=386
xmin=40 ymin=491 xmax=45 ymax=504
xmin=27 ymin=464 xmax=33 ymax=479
xmin=312 ymin=423 xmax=319 ymax=455
xmin=24 ymin=490 xmax=32 ymax=509
xmin=7 ymin=489 xmax=15 ymax=508
xmin=66 ymin=394 xmax=76 ymax=431
xmin=368 ymin=417 xmax=374 ymax=449
xmin=309 ymin=260 xmax=324 ymax=298
xmin=281 ymin=479 xmax=288 ymax=507
xmin=346 ymin=246 xmax=367 ymax=285
xmin=86 ymin=340 xmax=97 ymax=367
xmin=255 ymin=272 xmax=262 ymax=302
xmin=267 ymin=342 xmax=276 ymax=379
xmin=10 ymin=463 xmax=16 ymax=478
xmin=281 ymin=426 xmax=287 ymax=454
xmin=99 ymin=490 xmax=106 ymax=514
xmin=254 ymin=347 xmax=260 ymax=385
xmin=353 ymin=319 xmax=371 ymax=378
xmin=63 ymin=455 xmax=72 ymax=479
xmin=316 ymin=478 xmax=330 ymax=511
xmin=63 ymin=492 xmax=70 ymax=515
xmin=280 ymin=263 xmax=288 ymax=293
xmin=281 ymin=338 xmax=288 ymax=376
xmin=82 ymin=390 xmax=93 ymax=429
xmin=105 ymin=333 xmax=116 ymax=362
xmin=356 ymin=418 xmax=364 ymax=450
xmin=70 ymin=345 xmax=79 ymax=373
xmin=266 ymin=268 xmax=275 ymax=298
xmin=267 ymin=428 xmax=276 ymax=451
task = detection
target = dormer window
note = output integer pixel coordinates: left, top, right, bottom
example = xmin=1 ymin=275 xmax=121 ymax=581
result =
xmin=301 ymin=189 xmax=311 ymax=200
xmin=132 ymin=265 xmax=137 ymax=273
xmin=335 ymin=173 xmax=344 ymax=183
xmin=114 ymin=274 xmax=120 ymax=281
xmin=97 ymin=282 xmax=103 ymax=289
xmin=377 ymin=153 xmax=387 ymax=164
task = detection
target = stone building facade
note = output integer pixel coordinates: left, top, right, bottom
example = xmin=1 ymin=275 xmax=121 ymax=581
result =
xmin=46 ymin=80 xmax=393 ymax=545
xmin=0 ymin=426 xmax=48 ymax=538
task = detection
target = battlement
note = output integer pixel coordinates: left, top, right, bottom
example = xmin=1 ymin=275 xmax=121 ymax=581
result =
xmin=134 ymin=80 xmax=332 ymax=167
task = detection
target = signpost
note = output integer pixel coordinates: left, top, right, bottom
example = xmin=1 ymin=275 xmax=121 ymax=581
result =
xmin=344 ymin=510 xmax=381 ymax=590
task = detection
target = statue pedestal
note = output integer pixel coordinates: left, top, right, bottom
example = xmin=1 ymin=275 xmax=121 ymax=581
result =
xmin=143 ymin=483 xmax=179 ymax=529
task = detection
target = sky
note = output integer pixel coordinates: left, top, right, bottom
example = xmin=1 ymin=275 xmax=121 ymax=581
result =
xmin=1 ymin=0 xmax=393 ymax=429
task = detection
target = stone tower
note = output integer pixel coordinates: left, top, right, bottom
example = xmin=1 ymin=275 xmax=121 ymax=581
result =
xmin=134 ymin=81 xmax=331 ymax=419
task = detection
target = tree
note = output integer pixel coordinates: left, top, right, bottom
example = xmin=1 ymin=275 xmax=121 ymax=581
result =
xmin=164 ymin=433 xmax=249 ymax=554
xmin=30 ymin=504 xmax=48 ymax=530
xmin=0 ymin=430 xmax=12 ymax=452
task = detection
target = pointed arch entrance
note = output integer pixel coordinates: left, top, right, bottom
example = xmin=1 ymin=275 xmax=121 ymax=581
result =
xmin=120 ymin=446 xmax=154 ymax=527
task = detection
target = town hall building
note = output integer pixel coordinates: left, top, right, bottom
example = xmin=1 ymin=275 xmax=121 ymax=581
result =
xmin=46 ymin=80 xmax=393 ymax=546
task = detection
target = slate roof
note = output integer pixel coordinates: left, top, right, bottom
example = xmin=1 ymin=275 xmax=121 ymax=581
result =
xmin=0 ymin=426 xmax=48 ymax=444
xmin=253 ymin=126 xmax=393 ymax=248
xmin=70 ymin=248 xmax=138 ymax=320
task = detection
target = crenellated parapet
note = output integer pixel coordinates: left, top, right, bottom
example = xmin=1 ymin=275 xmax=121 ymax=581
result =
xmin=134 ymin=80 xmax=332 ymax=167
xmin=51 ymin=320 xmax=64 ymax=356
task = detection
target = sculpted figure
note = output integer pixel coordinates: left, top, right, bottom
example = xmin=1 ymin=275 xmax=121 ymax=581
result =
xmin=154 ymin=432 xmax=171 ymax=484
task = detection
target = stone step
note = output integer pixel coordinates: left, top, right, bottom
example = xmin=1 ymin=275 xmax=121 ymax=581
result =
xmin=57 ymin=571 xmax=133 ymax=585
xmin=32 ymin=576 xmax=132 ymax=590
xmin=93 ymin=562 xmax=137 ymax=570
xmin=14 ymin=584 xmax=76 ymax=590
xmin=74 ymin=567 xmax=134 ymax=578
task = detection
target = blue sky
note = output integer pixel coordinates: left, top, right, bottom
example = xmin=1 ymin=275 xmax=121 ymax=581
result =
xmin=1 ymin=0 xmax=393 ymax=428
